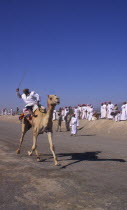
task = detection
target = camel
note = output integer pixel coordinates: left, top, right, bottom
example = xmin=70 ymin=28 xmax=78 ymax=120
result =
xmin=16 ymin=95 xmax=60 ymax=166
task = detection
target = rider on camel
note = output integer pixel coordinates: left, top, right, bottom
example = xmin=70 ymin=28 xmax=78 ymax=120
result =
xmin=16 ymin=88 xmax=41 ymax=117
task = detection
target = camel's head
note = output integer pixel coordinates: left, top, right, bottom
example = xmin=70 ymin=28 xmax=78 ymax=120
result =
xmin=48 ymin=95 xmax=60 ymax=106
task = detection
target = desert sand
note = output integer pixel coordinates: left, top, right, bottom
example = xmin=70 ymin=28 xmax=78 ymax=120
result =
xmin=1 ymin=115 xmax=127 ymax=138
xmin=0 ymin=116 xmax=127 ymax=209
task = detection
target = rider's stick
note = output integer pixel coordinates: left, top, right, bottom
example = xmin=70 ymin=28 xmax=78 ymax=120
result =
xmin=17 ymin=71 xmax=27 ymax=88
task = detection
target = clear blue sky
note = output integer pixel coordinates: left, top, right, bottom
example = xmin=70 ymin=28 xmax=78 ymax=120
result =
xmin=0 ymin=0 xmax=127 ymax=109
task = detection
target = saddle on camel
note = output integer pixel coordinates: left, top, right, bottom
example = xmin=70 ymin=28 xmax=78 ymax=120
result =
xmin=16 ymin=88 xmax=60 ymax=166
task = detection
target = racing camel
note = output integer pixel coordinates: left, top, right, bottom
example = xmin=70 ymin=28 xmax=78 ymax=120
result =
xmin=16 ymin=95 xmax=60 ymax=166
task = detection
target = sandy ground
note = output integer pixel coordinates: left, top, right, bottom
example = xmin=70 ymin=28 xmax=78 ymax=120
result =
xmin=0 ymin=116 xmax=127 ymax=209
xmin=1 ymin=115 xmax=127 ymax=138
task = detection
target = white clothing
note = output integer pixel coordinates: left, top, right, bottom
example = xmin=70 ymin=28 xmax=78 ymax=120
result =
xmin=10 ymin=109 xmax=13 ymax=115
xmin=21 ymin=91 xmax=40 ymax=107
xmin=82 ymin=106 xmax=87 ymax=119
xmin=100 ymin=105 xmax=103 ymax=119
xmin=102 ymin=104 xmax=107 ymax=118
xmin=70 ymin=117 xmax=78 ymax=135
xmin=107 ymin=104 xmax=114 ymax=119
xmin=74 ymin=108 xmax=80 ymax=126
xmin=64 ymin=108 xmax=69 ymax=118
xmin=53 ymin=110 xmax=56 ymax=120
xmin=86 ymin=106 xmax=90 ymax=120
xmin=121 ymin=105 xmax=126 ymax=121
xmin=115 ymin=113 xmax=121 ymax=122
xmin=61 ymin=109 xmax=65 ymax=121
xmin=74 ymin=108 xmax=80 ymax=118
xmin=88 ymin=107 xmax=94 ymax=121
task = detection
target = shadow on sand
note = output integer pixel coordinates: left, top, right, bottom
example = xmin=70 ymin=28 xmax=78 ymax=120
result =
xmin=56 ymin=151 xmax=126 ymax=169
xmin=78 ymin=134 xmax=96 ymax=136
xmin=77 ymin=126 xmax=84 ymax=131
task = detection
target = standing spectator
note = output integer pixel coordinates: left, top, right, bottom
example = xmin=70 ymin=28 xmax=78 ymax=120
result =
xmin=10 ymin=108 xmax=13 ymax=115
xmin=100 ymin=103 xmax=104 ymax=119
xmin=107 ymin=102 xmax=114 ymax=119
xmin=16 ymin=107 xmax=19 ymax=115
xmin=70 ymin=114 xmax=78 ymax=136
xmin=53 ymin=110 xmax=56 ymax=121
xmin=102 ymin=102 xmax=107 ymax=118
xmin=121 ymin=102 xmax=126 ymax=121
xmin=88 ymin=105 xmax=94 ymax=121
xmin=74 ymin=106 xmax=80 ymax=126
xmin=56 ymin=113 xmax=62 ymax=132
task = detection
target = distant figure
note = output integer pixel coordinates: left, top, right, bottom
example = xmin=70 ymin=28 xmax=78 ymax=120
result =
xmin=70 ymin=114 xmax=78 ymax=136
xmin=10 ymin=108 xmax=13 ymax=115
xmin=74 ymin=106 xmax=80 ymax=126
xmin=115 ymin=111 xmax=121 ymax=122
xmin=121 ymin=102 xmax=126 ymax=121
xmin=2 ymin=108 xmax=4 ymax=115
xmin=107 ymin=102 xmax=114 ymax=119
xmin=88 ymin=105 xmax=94 ymax=121
xmin=56 ymin=113 xmax=62 ymax=132
xmin=53 ymin=110 xmax=56 ymax=120
xmin=102 ymin=102 xmax=107 ymax=118
xmin=114 ymin=104 xmax=118 ymax=111
xmin=100 ymin=103 xmax=104 ymax=119
xmin=16 ymin=88 xmax=41 ymax=116
xmin=4 ymin=108 xmax=7 ymax=115
xmin=82 ymin=104 xmax=87 ymax=119
xmin=16 ymin=107 xmax=19 ymax=115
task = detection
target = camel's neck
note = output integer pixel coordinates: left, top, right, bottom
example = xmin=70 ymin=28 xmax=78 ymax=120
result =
xmin=47 ymin=104 xmax=55 ymax=119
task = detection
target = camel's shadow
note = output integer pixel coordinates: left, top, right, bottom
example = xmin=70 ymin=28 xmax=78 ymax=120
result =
xmin=56 ymin=151 xmax=126 ymax=169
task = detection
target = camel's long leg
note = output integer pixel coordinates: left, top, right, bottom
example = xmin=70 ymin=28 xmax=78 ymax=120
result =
xmin=28 ymin=131 xmax=40 ymax=161
xmin=47 ymin=132 xmax=60 ymax=166
xmin=16 ymin=122 xmax=28 ymax=154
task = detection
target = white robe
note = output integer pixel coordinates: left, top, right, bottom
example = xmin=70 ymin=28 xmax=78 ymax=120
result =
xmin=102 ymin=104 xmax=107 ymax=118
xmin=53 ymin=110 xmax=56 ymax=120
xmin=121 ymin=105 xmax=126 ymax=121
xmin=86 ymin=106 xmax=90 ymax=120
xmin=100 ymin=105 xmax=103 ymax=119
xmin=115 ymin=113 xmax=121 ymax=122
xmin=21 ymin=91 xmax=40 ymax=107
xmin=70 ymin=117 xmax=78 ymax=135
xmin=107 ymin=104 xmax=114 ymax=119
xmin=88 ymin=107 xmax=94 ymax=121
xmin=82 ymin=106 xmax=87 ymax=119
xmin=74 ymin=108 xmax=80 ymax=126
xmin=61 ymin=109 xmax=65 ymax=121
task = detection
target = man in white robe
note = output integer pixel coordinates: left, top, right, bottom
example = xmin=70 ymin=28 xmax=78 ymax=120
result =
xmin=107 ymin=102 xmax=114 ymax=119
xmin=100 ymin=103 xmax=104 ymax=119
xmin=88 ymin=105 xmax=94 ymax=121
xmin=82 ymin=104 xmax=87 ymax=119
xmin=61 ymin=108 xmax=65 ymax=121
xmin=86 ymin=105 xmax=91 ymax=120
xmin=70 ymin=114 xmax=78 ymax=136
xmin=16 ymin=88 xmax=41 ymax=116
xmin=53 ymin=110 xmax=56 ymax=120
xmin=121 ymin=102 xmax=126 ymax=121
xmin=115 ymin=111 xmax=121 ymax=122
xmin=78 ymin=104 xmax=82 ymax=119
xmin=102 ymin=102 xmax=107 ymax=118
xmin=74 ymin=106 xmax=79 ymax=126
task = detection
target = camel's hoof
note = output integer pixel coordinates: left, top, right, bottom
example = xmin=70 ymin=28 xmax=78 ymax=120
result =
xmin=16 ymin=149 xmax=20 ymax=154
xmin=55 ymin=162 xmax=61 ymax=166
xmin=28 ymin=151 xmax=32 ymax=156
xmin=37 ymin=157 xmax=41 ymax=162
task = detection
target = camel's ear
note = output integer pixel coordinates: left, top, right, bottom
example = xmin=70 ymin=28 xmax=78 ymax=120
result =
xmin=48 ymin=95 xmax=49 ymax=98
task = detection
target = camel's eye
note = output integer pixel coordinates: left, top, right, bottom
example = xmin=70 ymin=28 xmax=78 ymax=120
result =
xmin=50 ymin=97 xmax=52 ymax=100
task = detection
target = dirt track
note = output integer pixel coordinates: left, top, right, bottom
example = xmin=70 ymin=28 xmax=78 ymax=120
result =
xmin=0 ymin=120 xmax=127 ymax=210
